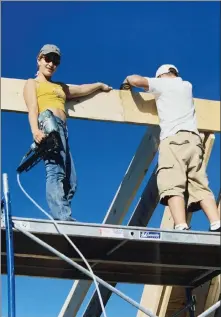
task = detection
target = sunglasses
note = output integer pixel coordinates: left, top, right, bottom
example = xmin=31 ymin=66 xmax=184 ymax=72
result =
xmin=43 ymin=54 xmax=60 ymax=66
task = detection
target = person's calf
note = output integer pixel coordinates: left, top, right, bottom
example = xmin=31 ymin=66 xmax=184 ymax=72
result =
xmin=200 ymin=198 xmax=220 ymax=232
xmin=167 ymin=195 xmax=188 ymax=229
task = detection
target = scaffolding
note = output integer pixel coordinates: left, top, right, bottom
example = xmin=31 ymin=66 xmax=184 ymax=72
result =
xmin=1 ymin=170 xmax=221 ymax=317
xmin=1 ymin=79 xmax=221 ymax=317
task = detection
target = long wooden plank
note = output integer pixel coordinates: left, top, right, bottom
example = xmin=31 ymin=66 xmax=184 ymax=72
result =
xmin=58 ymin=127 xmax=160 ymax=317
xmin=1 ymin=77 xmax=220 ymax=132
xmin=128 ymin=167 xmax=158 ymax=227
xmin=205 ymin=276 xmax=220 ymax=310
xmin=137 ymin=133 xmax=215 ymax=317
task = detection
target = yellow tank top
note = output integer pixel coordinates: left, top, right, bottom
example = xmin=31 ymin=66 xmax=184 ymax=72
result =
xmin=35 ymin=81 xmax=66 ymax=113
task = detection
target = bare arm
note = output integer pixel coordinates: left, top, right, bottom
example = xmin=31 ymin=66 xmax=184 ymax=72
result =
xmin=63 ymin=82 xmax=112 ymax=100
xmin=123 ymin=75 xmax=149 ymax=91
xmin=23 ymin=79 xmax=45 ymax=143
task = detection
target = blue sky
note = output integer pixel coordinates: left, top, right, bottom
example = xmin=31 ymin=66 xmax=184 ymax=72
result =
xmin=1 ymin=1 xmax=220 ymax=317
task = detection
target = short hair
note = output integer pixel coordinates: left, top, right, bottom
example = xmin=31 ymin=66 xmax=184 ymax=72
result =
xmin=168 ymin=67 xmax=179 ymax=77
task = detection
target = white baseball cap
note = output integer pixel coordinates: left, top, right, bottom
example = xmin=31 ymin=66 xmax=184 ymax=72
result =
xmin=155 ymin=64 xmax=179 ymax=78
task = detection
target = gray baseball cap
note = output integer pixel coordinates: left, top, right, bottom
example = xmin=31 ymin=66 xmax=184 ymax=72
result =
xmin=39 ymin=44 xmax=61 ymax=56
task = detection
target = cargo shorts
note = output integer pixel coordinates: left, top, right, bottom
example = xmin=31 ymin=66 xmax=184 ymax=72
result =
xmin=156 ymin=131 xmax=214 ymax=212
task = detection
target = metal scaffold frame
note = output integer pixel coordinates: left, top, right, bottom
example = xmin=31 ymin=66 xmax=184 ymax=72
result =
xmin=1 ymin=171 xmax=221 ymax=317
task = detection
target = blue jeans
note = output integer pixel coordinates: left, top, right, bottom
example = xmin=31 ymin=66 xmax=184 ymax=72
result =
xmin=43 ymin=117 xmax=77 ymax=220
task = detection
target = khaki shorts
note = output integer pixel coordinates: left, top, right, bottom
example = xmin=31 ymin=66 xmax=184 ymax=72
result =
xmin=156 ymin=131 xmax=214 ymax=212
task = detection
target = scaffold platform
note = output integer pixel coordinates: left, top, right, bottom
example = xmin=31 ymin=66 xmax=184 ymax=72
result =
xmin=1 ymin=217 xmax=220 ymax=288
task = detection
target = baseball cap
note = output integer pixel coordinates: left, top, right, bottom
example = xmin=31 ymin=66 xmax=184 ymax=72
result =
xmin=155 ymin=64 xmax=178 ymax=78
xmin=39 ymin=44 xmax=61 ymax=56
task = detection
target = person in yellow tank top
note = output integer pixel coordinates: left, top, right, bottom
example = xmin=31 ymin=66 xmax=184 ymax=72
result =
xmin=23 ymin=44 xmax=112 ymax=221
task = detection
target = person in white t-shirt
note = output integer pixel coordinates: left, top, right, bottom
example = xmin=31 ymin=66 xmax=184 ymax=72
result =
xmin=121 ymin=65 xmax=220 ymax=232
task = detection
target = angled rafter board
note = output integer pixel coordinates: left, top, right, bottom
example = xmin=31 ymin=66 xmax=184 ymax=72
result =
xmin=128 ymin=167 xmax=159 ymax=227
xmin=58 ymin=127 xmax=160 ymax=317
xmin=82 ymin=166 xmax=161 ymax=317
xmin=162 ymin=287 xmax=184 ymax=317
xmin=137 ymin=133 xmax=216 ymax=317
xmin=102 ymin=126 xmax=160 ymax=225
xmin=1 ymin=77 xmax=221 ymax=132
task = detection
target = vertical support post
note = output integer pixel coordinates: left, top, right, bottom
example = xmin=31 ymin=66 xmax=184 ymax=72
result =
xmin=186 ymin=289 xmax=195 ymax=317
xmin=3 ymin=173 xmax=16 ymax=317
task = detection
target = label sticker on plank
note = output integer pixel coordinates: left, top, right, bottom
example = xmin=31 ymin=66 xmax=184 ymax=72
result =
xmin=100 ymin=228 xmax=124 ymax=238
xmin=139 ymin=231 xmax=161 ymax=240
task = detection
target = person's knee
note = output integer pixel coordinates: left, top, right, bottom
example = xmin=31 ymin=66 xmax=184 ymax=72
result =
xmin=160 ymin=192 xmax=184 ymax=206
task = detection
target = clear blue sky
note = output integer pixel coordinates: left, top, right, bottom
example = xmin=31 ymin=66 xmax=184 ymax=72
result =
xmin=1 ymin=1 xmax=220 ymax=317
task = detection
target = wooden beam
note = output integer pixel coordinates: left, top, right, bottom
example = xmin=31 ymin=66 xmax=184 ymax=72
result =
xmin=102 ymin=126 xmax=160 ymax=225
xmin=137 ymin=133 xmax=215 ymax=317
xmin=157 ymin=287 xmax=172 ymax=317
xmin=58 ymin=127 xmax=160 ymax=317
xmin=128 ymin=167 xmax=158 ymax=227
xmin=1 ymin=77 xmax=220 ymax=132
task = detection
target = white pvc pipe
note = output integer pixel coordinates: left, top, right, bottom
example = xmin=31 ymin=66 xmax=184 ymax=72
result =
xmin=197 ymin=301 xmax=220 ymax=317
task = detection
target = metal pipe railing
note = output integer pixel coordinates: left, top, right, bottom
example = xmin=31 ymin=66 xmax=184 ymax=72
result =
xmin=3 ymin=173 xmax=16 ymax=317
xmin=197 ymin=301 xmax=221 ymax=317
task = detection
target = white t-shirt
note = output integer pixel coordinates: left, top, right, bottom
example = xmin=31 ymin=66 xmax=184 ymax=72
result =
xmin=145 ymin=77 xmax=199 ymax=140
